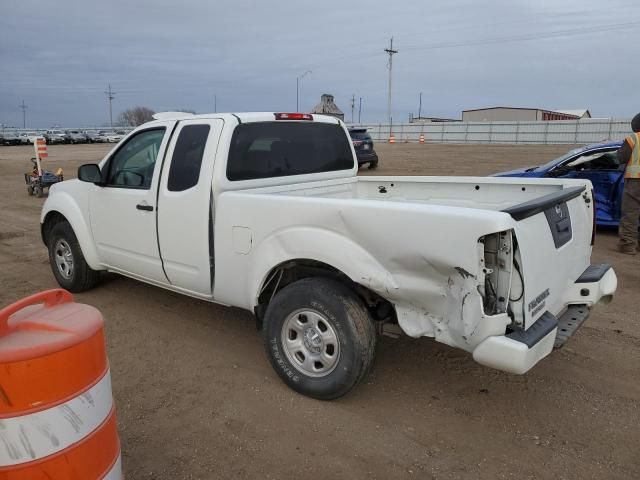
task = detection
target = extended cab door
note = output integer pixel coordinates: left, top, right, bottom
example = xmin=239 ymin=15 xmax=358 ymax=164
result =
xmin=156 ymin=119 xmax=223 ymax=296
xmin=89 ymin=124 xmax=174 ymax=282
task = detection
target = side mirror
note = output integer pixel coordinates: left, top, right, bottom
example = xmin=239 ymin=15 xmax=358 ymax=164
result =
xmin=78 ymin=164 xmax=103 ymax=184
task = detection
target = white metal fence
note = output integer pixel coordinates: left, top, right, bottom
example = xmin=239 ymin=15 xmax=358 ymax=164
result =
xmin=351 ymin=118 xmax=630 ymax=145
xmin=2 ymin=119 xmax=631 ymax=145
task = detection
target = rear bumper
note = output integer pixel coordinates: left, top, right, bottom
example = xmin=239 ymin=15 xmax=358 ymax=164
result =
xmin=356 ymin=151 xmax=378 ymax=164
xmin=472 ymin=264 xmax=616 ymax=374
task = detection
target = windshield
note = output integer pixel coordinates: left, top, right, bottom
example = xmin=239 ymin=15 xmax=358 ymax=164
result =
xmin=227 ymin=122 xmax=354 ymax=181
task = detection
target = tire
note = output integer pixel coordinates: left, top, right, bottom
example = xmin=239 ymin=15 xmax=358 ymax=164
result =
xmin=263 ymin=277 xmax=376 ymax=400
xmin=27 ymin=185 xmax=34 ymax=195
xmin=47 ymin=222 xmax=100 ymax=292
xmin=33 ymin=185 xmax=43 ymax=198
xmin=368 ymin=160 xmax=378 ymax=169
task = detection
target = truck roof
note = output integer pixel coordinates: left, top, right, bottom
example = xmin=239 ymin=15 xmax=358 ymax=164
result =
xmin=149 ymin=111 xmax=343 ymax=125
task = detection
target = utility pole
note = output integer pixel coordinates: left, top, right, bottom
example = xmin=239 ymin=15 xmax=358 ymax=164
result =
xmin=358 ymin=97 xmax=362 ymax=124
xmin=104 ymin=84 xmax=116 ymax=128
xmin=418 ymin=92 xmax=422 ymax=119
xmin=214 ymin=94 xmax=217 ymax=113
xmin=384 ymin=37 xmax=398 ymax=128
xmin=296 ymin=70 xmax=311 ymax=111
xmin=19 ymin=100 xmax=27 ymax=128
xmin=350 ymin=94 xmax=355 ymax=124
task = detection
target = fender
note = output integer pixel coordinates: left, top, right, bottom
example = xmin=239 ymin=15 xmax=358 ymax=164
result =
xmin=245 ymin=227 xmax=399 ymax=308
xmin=41 ymin=186 xmax=103 ymax=270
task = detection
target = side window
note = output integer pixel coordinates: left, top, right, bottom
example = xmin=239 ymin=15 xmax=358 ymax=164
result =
xmin=106 ymin=128 xmax=165 ymax=189
xmin=167 ymin=124 xmax=210 ymax=191
xmin=567 ymin=151 xmax=620 ymax=171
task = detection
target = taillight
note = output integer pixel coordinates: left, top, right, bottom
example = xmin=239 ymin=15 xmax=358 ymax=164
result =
xmin=352 ymin=140 xmax=363 ymax=147
xmin=274 ymin=113 xmax=313 ymax=120
xmin=590 ymin=189 xmax=596 ymax=246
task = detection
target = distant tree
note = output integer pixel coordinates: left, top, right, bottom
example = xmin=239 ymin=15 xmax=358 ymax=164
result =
xmin=117 ymin=106 xmax=156 ymax=126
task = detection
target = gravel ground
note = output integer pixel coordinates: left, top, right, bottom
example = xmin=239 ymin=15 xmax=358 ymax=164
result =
xmin=0 ymin=142 xmax=638 ymax=479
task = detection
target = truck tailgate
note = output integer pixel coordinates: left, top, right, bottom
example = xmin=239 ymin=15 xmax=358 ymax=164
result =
xmin=502 ymin=185 xmax=593 ymax=329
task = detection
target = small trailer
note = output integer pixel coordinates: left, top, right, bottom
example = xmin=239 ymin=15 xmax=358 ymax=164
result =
xmin=24 ymin=137 xmax=63 ymax=197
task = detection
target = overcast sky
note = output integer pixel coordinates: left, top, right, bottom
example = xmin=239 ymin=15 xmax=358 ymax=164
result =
xmin=0 ymin=0 xmax=638 ymax=128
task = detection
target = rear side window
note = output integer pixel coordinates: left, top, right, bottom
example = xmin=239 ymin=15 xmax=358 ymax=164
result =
xmin=167 ymin=124 xmax=210 ymax=191
xmin=227 ymin=122 xmax=354 ymax=181
xmin=349 ymin=131 xmax=371 ymax=141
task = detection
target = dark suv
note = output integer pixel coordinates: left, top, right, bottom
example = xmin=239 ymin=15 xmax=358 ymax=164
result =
xmin=348 ymin=128 xmax=378 ymax=169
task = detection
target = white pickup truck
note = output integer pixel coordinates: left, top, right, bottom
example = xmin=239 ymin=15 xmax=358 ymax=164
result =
xmin=41 ymin=112 xmax=617 ymax=399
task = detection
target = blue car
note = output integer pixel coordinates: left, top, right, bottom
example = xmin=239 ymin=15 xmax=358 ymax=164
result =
xmin=495 ymin=142 xmax=624 ymax=227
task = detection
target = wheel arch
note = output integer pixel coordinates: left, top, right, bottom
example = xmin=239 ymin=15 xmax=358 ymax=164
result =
xmin=253 ymin=257 xmax=397 ymax=329
xmin=41 ymin=202 xmax=102 ymax=270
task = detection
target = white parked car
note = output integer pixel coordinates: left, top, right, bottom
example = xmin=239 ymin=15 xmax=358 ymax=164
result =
xmin=40 ymin=112 xmax=617 ymax=399
xmin=19 ymin=132 xmax=41 ymax=144
xmin=104 ymin=130 xmax=126 ymax=143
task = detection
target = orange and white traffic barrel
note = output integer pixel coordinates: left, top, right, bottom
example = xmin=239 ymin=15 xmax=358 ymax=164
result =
xmin=0 ymin=289 xmax=122 ymax=480
xmin=419 ymin=133 xmax=425 ymax=144
xmin=389 ymin=133 xmax=395 ymax=144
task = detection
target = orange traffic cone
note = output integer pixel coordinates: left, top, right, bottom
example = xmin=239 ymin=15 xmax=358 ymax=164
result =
xmin=389 ymin=133 xmax=395 ymax=144
xmin=419 ymin=133 xmax=425 ymax=144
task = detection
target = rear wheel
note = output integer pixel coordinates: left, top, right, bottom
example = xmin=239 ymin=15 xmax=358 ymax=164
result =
xmin=47 ymin=222 xmax=100 ymax=292
xmin=263 ymin=277 xmax=376 ymax=400
xmin=368 ymin=160 xmax=378 ymax=169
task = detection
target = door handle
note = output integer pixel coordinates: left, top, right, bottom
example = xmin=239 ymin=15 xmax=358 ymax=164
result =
xmin=136 ymin=203 xmax=154 ymax=211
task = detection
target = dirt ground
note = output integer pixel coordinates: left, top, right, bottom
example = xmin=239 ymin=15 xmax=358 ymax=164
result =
xmin=0 ymin=142 xmax=638 ymax=479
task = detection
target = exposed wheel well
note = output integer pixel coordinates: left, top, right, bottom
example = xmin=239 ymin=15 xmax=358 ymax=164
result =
xmin=41 ymin=211 xmax=68 ymax=245
xmin=255 ymin=259 xmax=396 ymax=329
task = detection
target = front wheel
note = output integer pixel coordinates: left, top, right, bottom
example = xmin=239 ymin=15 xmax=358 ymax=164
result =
xmin=263 ymin=277 xmax=376 ymax=400
xmin=47 ymin=222 xmax=101 ymax=292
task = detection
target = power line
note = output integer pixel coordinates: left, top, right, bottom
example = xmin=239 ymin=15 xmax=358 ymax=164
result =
xmin=288 ymin=19 xmax=639 ymax=74
xmin=104 ymin=83 xmax=116 ymax=128
xmin=19 ymin=100 xmax=27 ymax=128
xmin=384 ymin=37 xmax=398 ymax=128
xmin=403 ymin=20 xmax=640 ymax=52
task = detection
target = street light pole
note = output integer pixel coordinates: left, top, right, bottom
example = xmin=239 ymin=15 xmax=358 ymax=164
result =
xmin=296 ymin=70 xmax=311 ymax=111
xmin=418 ymin=92 xmax=422 ymax=119
xmin=19 ymin=100 xmax=27 ymax=129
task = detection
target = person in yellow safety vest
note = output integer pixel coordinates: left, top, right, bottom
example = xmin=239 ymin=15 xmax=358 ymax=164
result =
xmin=617 ymin=113 xmax=640 ymax=255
